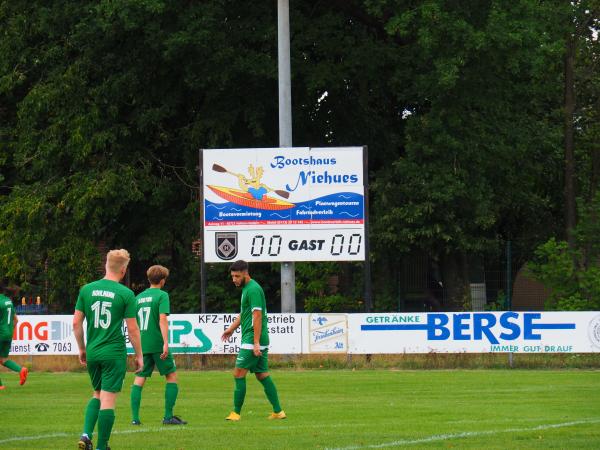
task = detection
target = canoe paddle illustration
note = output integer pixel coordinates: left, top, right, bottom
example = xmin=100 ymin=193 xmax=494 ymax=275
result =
xmin=212 ymin=163 xmax=290 ymax=199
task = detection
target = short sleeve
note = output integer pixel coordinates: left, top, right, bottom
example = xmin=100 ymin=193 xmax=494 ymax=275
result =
xmin=75 ymin=289 xmax=85 ymax=312
xmin=248 ymin=286 xmax=263 ymax=311
xmin=159 ymin=292 xmax=170 ymax=315
xmin=124 ymin=291 xmax=137 ymax=318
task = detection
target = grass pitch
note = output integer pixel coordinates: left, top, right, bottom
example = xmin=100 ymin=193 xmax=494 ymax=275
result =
xmin=0 ymin=369 xmax=598 ymax=449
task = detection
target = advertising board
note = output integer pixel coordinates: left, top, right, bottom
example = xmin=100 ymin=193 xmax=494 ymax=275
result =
xmin=9 ymin=312 xmax=600 ymax=355
xmin=202 ymin=147 xmax=366 ymax=262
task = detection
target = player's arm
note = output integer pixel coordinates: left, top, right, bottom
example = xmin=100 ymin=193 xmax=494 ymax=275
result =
xmin=221 ymin=315 xmax=240 ymax=341
xmin=252 ymin=309 xmax=262 ymax=356
xmin=159 ymin=313 xmax=169 ymax=360
xmin=126 ymin=317 xmax=144 ymax=373
xmin=13 ymin=313 xmax=18 ymax=326
xmin=73 ymin=310 xmax=86 ymax=365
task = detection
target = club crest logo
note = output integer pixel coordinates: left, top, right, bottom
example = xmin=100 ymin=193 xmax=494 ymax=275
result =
xmin=587 ymin=314 xmax=600 ymax=349
xmin=215 ymin=232 xmax=238 ymax=260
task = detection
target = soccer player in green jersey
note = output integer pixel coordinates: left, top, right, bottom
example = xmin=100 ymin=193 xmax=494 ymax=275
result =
xmin=130 ymin=265 xmax=187 ymax=426
xmin=73 ymin=249 xmax=144 ymax=450
xmin=221 ymin=260 xmax=286 ymax=421
xmin=0 ymin=287 xmax=28 ymax=390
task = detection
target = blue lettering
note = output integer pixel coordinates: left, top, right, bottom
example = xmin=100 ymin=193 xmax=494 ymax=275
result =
xmin=427 ymin=314 xmax=450 ymax=340
xmin=524 ymin=313 xmax=542 ymax=339
xmin=499 ymin=312 xmax=520 ymax=340
xmin=285 ymin=171 xmax=312 ymax=192
xmin=453 ymin=314 xmax=470 ymax=340
xmin=473 ymin=313 xmax=498 ymax=344
xmin=270 ymin=155 xmax=285 ymax=169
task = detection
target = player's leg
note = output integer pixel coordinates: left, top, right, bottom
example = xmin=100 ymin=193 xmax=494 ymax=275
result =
xmin=0 ymin=341 xmax=28 ymax=385
xmin=79 ymin=361 xmax=101 ymax=450
xmin=131 ymin=354 xmax=154 ymax=425
xmin=159 ymin=354 xmax=186 ymax=424
xmin=255 ymin=350 xmax=285 ymax=419
xmin=0 ymin=350 xmax=6 ymax=389
xmin=95 ymin=358 xmax=127 ymax=450
xmin=227 ymin=367 xmax=247 ymax=420
xmin=97 ymin=390 xmax=117 ymax=450
xmin=226 ymin=349 xmax=255 ymax=420
xmin=130 ymin=376 xmax=146 ymax=425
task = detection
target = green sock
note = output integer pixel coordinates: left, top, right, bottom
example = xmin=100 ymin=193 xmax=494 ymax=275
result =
xmin=259 ymin=376 xmax=282 ymax=413
xmin=96 ymin=409 xmax=115 ymax=450
xmin=131 ymin=385 xmax=143 ymax=422
xmin=83 ymin=398 xmax=100 ymax=438
xmin=233 ymin=377 xmax=246 ymax=414
xmin=3 ymin=360 xmax=21 ymax=372
xmin=164 ymin=382 xmax=178 ymax=420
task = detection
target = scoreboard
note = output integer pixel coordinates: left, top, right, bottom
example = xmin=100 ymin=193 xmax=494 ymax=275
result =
xmin=202 ymin=147 xmax=366 ymax=262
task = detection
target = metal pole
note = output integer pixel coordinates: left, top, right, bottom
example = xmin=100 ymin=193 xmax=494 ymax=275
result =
xmin=278 ymin=0 xmax=295 ymax=313
xmin=362 ymin=146 xmax=373 ymax=312
xmin=199 ymin=149 xmax=207 ymax=314
xmin=506 ymin=240 xmax=512 ymax=311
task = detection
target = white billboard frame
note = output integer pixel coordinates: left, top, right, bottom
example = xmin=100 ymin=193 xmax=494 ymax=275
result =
xmin=200 ymin=147 xmax=368 ymax=263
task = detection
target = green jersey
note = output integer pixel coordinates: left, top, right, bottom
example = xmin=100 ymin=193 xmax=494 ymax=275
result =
xmin=135 ymin=288 xmax=170 ymax=354
xmin=75 ymin=279 xmax=136 ymax=361
xmin=0 ymin=295 xmax=15 ymax=340
xmin=239 ymin=279 xmax=269 ymax=349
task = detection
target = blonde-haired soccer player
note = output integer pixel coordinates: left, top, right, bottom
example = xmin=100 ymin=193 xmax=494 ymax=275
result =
xmin=130 ymin=265 xmax=186 ymax=425
xmin=73 ymin=249 xmax=143 ymax=450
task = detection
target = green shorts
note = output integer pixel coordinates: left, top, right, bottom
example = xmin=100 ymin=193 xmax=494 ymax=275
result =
xmin=138 ymin=353 xmax=176 ymax=378
xmin=87 ymin=358 xmax=127 ymax=393
xmin=0 ymin=340 xmax=11 ymax=358
xmin=235 ymin=348 xmax=269 ymax=373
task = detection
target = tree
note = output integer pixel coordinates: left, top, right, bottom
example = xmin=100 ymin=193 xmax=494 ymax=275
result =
xmin=366 ymin=0 xmax=566 ymax=309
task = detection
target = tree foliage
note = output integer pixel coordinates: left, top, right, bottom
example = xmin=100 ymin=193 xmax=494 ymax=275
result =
xmin=0 ymin=1 xmax=597 ymax=312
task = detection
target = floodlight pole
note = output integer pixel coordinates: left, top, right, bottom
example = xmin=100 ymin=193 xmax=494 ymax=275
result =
xmin=278 ymin=0 xmax=295 ymax=313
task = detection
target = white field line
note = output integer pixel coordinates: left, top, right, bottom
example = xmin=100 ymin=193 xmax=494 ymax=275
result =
xmin=1 ymin=418 xmax=598 ymax=447
xmin=326 ymin=418 xmax=600 ymax=450
xmin=0 ymin=423 xmax=326 ymax=445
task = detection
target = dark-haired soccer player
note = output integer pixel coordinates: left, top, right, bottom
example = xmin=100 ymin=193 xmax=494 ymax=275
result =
xmin=74 ymin=249 xmax=143 ymax=450
xmin=0 ymin=288 xmax=28 ymax=389
xmin=130 ymin=265 xmax=186 ymax=425
xmin=221 ymin=259 xmax=285 ymax=421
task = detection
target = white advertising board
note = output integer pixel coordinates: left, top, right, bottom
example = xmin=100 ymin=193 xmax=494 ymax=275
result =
xmin=349 ymin=312 xmax=600 ymax=354
xmin=10 ymin=315 xmax=77 ymax=355
xmin=123 ymin=314 xmax=303 ymax=355
xmin=202 ymin=147 xmax=366 ymax=262
xmin=9 ymin=312 xmax=600 ymax=355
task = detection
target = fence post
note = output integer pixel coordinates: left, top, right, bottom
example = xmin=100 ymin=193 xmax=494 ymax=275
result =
xmin=505 ymin=240 xmax=512 ymax=310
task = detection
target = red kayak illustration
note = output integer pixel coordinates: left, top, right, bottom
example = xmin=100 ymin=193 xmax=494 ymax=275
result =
xmin=208 ymin=185 xmax=295 ymax=211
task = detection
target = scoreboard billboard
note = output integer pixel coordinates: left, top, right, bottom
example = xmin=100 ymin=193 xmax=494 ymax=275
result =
xmin=202 ymin=147 xmax=366 ymax=262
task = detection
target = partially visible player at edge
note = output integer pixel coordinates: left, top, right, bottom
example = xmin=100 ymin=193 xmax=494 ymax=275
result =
xmin=130 ymin=265 xmax=186 ymax=425
xmin=0 ymin=286 xmax=28 ymax=389
xmin=73 ymin=249 xmax=143 ymax=450
xmin=221 ymin=259 xmax=286 ymax=421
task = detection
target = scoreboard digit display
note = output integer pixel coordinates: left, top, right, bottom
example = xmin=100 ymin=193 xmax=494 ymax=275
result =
xmin=202 ymin=147 xmax=366 ymax=263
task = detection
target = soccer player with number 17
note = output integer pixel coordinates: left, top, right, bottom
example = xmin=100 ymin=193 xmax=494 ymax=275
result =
xmin=130 ymin=265 xmax=186 ymax=425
